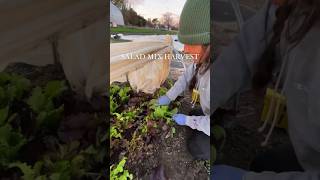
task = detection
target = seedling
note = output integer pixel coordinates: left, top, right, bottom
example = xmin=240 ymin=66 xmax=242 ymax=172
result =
xmin=9 ymin=162 xmax=45 ymax=180
xmin=110 ymin=157 xmax=133 ymax=180
xmin=157 ymin=87 xmax=168 ymax=97
xmin=0 ymin=124 xmax=27 ymax=167
xmin=0 ymin=72 xmax=31 ymax=103
xmin=110 ymin=96 xmax=119 ymax=114
xmin=27 ymin=80 xmax=67 ymax=132
xmin=118 ymin=87 xmax=131 ymax=103
xmin=9 ymin=153 xmax=87 ymax=180
xmin=141 ymin=123 xmax=148 ymax=134
xmin=140 ymin=115 xmax=153 ymax=134
xmin=148 ymin=99 xmax=158 ymax=110
xmin=128 ymin=131 xmax=142 ymax=153
xmin=110 ymin=84 xmax=121 ymax=96
xmin=113 ymin=109 xmax=137 ymax=127
xmin=152 ymin=106 xmax=178 ymax=124
xmin=171 ymin=127 xmax=176 ymax=137
xmin=0 ymin=106 xmax=9 ymax=126
xmin=110 ymin=126 xmax=122 ymax=139
xmin=166 ymin=79 xmax=174 ymax=89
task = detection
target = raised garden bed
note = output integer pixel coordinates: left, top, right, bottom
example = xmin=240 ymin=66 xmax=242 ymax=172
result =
xmin=110 ymin=79 xmax=226 ymax=179
xmin=0 ymin=63 xmax=107 ymax=180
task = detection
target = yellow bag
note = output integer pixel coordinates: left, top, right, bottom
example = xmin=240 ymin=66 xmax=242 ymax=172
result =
xmin=261 ymin=88 xmax=288 ymax=129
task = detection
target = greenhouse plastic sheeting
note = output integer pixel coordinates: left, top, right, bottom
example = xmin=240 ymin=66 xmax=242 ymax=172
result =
xmin=110 ymin=1 xmax=124 ymax=25
xmin=110 ymin=36 xmax=173 ymax=94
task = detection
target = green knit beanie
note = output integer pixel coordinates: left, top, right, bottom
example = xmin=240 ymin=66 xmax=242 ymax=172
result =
xmin=178 ymin=0 xmax=210 ymax=45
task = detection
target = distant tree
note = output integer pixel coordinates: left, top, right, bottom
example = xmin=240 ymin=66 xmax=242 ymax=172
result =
xmin=152 ymin=18 xmax=159 ymax=26
xmin=159 ymin=24 xmax=166 ymax=29
xmin=122 ymin=7 xmax=146 ymax=27
xmin=112 ymin=0 xmax=147 ymax=27
xmin=111 ymin=0 xmax=128 ymax=10
xmin=146 ymin=18 xmax=153 ymax=27
xmin=137 ymin=15 xmax=147 ymax=26
xmin=162 ymin=12 xmax=174 ymax=30
xmin=125 ymin=8 xmax=136 ymax=25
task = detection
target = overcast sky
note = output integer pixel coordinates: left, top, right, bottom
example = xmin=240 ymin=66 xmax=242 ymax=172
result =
xmin=131 ymin=0 xmax=186 ymax=20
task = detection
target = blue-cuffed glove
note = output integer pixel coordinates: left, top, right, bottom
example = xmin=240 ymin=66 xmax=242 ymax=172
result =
xmin=157 ymin=95 xmax=171 ymax=106
xmin=172 ymin=114 xmax=187 ymax=125
xmin=211 ymin=165 xmax=246 ymax=180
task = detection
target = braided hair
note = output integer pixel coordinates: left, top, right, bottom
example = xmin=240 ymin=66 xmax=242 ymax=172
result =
xmin=252 ymin=0 xmax=320 ymax=90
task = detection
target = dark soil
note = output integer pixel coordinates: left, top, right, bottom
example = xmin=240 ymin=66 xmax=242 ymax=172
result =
xmin=139 ymin=125 xmax=209 ymax=180
xmin=216 ymin=91 xmax=290 ymax=169
xmin=4 ymin=63 xmax=65 ymax=87
xmin=110 ymin=81 xmax=209 ymax=180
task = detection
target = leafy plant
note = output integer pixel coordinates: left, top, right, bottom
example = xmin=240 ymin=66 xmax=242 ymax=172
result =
xmin=148 ymin=99 xmax=157 ymax=107
xmin=27 ymin=81 xmax=66 ymax=113
xmin=157 ymin=87 xmax=168 ymax=97
xmin=0 ymin=86 xmax=5 ymax=106
xmin=45 ymin=159 xmax=82 ymax=180
xmin=165 ymin=79 xmax=174 ymax=89
xmin=9 ymin=155 xmax=86 ymax=180
xmin=81 ymin=124 xmax=108 ymax=170
xmin=140 ymin=123 xmax=148 ymax=134
xmin=0 ymin=124 xmax=27 ymax=167
xmin=27 ymin=81 xmax=66 ymax=131
xmin=171 ymin=127 xmax=176 ymax=136
xmin=0 ymin=73 xmax=111 ymax=179
xmin=35 ymin=105 xmax=64 ymax=132
xmin=118 ymin=87 xmax=131 ymax=103
xmin=0 ymin=106 xmax=9 ymax=126
xmin=43 ymin=80 xmax=67 ymax=99
xmin=113 ymin=109 xmax=137 ymax=127
xmin=0 ymin=73 xmax=31 ymax=109
xmin=152 ymin=106 xmax=178 ymax=124
xmin=110 ymin=96 xmax=119 ymax=114
xmin=128 ymin=131 xmax=143 ymax=153
xmin=110 ymin=157 xmax=133 ymax=180
xmin=0 ymin=73 xmax=31 ymax=103
xmin=9 ymin=161 xmax=45 ymax=180
xmin=110 ymin=126 xmax=122 ymax=139
xmin=40 ymin=141 xmax=87 ymax=179
xmin=110 ymin=84 xmax=121 ymax=96
xmin=0 ymin=72 xmax=11 ymax=84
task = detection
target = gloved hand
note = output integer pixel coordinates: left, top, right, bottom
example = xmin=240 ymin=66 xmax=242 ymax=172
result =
xmin=173 ymin=114 xmax=187 ymax=125
xmin=211 ymin=165 xmax=246 ymax=180
xmin=157 ymin=95 xmax=171 ymax=106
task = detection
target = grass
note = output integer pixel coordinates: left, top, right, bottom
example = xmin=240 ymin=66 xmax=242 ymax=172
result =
xmin=110 ymin=26 xmax=178 ymax=35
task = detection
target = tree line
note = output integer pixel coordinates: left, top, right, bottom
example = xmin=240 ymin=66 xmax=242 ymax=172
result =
xmin=111 ymin=0 xmax=177 ymax=29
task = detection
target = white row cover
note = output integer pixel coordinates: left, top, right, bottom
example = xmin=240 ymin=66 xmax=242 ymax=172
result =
xmin=110 ymin=35 xmax=173 ymax=94
xmin=110 ymin=1 xmax=124 ymax=26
